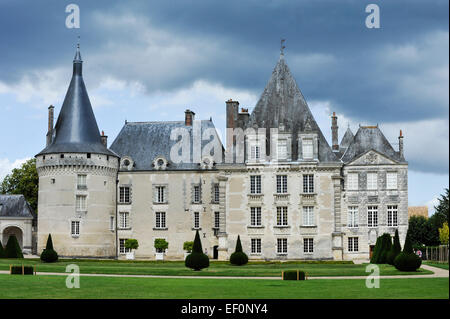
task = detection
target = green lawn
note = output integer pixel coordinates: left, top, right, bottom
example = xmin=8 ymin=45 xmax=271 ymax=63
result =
xmin=423 ymin=261 xmax=449 ymax=270
xmin=0 ymin=259 xmax=433 ymax=277
xmin=0 ymin=275 xmax=447 ymax=299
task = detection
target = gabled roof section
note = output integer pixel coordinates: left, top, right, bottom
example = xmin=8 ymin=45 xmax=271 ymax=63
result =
xmin=341 ymin=126 xmax=405 ymax=163
xmin=0 ymin=195 xmax=35 ymax=219
xmin=110 ymin=120 xmax=224 ymax=171
xmin=37 ymin=45 xmax=117 ymax=157
xmin=340 ymin=128 xmax=354 ymax=149
xmin=248 ymin=53 xmax=338 ymax=163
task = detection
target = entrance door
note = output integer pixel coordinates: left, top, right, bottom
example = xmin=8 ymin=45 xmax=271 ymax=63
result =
xmin=213 ymin=246 xmax=218 ymax=259
xmin=369 ymin=245 xmax=375 ymax=259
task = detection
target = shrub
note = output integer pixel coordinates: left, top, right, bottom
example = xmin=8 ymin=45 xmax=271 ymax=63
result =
xmin=4 ymin=235 xmax=23 ymax=258
xmin=126 ymin=239 xmax=139 ymax=251
xmin=0 ymin=240 xmax=4 ymax=258
xmin=183 ymin=241 xmax=194 ymax=253
xmin=230 ymin=235 xmax=248 ymax=266
xmin=371 ymin=233 xmax=392 ymax=264
xmin=40 ymin=234 xmax=58 ymax=263
xmin=387 ymin=229 xmax=402 ymax=265
xmin=10 ymin=265 xmax=34 ymax=275
xmin=394 ymin=229 xmax=422 ymax=271
xmin=283 ymin=270 xmax=306 ymax=280
xmin=185 ymin=230 xmax=209 ymax=271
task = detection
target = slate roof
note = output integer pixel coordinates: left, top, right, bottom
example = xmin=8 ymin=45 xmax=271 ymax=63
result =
xmin=0 ymin=195 xmax=35 ymax=219
xmin=248 ymin=54 xmax=339 ymax=163
xmin=340 ymin=128 xmax=355 ymax=149
xmin=110 ymin=120 xmax=224 ymax=171
xmin=341 ymin=126 xmax=405 ymax=163
xmin=36 ymin=46 xmax=117 ymax=157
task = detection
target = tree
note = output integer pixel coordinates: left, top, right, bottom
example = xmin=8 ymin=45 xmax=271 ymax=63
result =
xmin=4 ymin=235 xmax=23 ymax=258
xmin=40 ymin=234 xmax=58 ymax=263
xmin=433 ymin=188 xmax=449 ymax=228
xmin=153 ymin=238 xmax=167 ymax=253
xmin=185 ymin=230 xmax=209 ymax=271
xmin=183 ymin=241 xmax=194 ymax=253
xmin=387 ymin=229 xmax=402 ymax=265
xmin=439 ymin=222 xmax=449 ymax=245
xmin=394 ymin=228 xmax=422 ymax=271
xmin=0 ymin=158 xmax=38 ymax=212
xmin=408 ymin=216 xmax=439 ymax=247
xmin=230 ymin=235 xmax=248 ymax=266
xmin=126 ymin=239 xmax=139 ymax=251
xmin=370 ymin=233 xmax=392 ymax=264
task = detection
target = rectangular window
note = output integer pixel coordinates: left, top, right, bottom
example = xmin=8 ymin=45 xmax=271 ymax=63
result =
xmin=119 ymin=187 xmax=130 ymax=203
xmin=155 ymin=212 xmax=166 ymax=229
xmin=71 ymin=220 xmax=80 ymax=236
xmin=347 ymin=173 xmax=359 ymax=190
xmin=214 ymin=184 xmax=220 ymax=203
xmin=276 ymin=175 xmax=288 ymax=193
xmin=193 ymin=185 xmax=201 ymax=203
xmin=193 ymin=212 xmax=200 ymax=229
xmin=277 ymin=238 xmax=287 ymax=254
xmin=119 ymin=212 xmax=130 ymax=229
xmin=303 ymin=174 xmax=314 ymax=193
xmin=250 ymin=175 xmax=262 ymax=194
xmin=75 ymin=195 xmax=86 ymax=211
xmin=156 ymin=186 xmax=165 ymax=203
xmin=250 ymin=145 xmax=261 ymax=160
xmin=119 ymin=238 xmax=131 ymax=254
xmin=368 ymin=206 xmax=378 ymax=227
xmin=214 ymin=211 xmax=220 ymax=229
xmin=77 ymin=174 xmax=87 ymax=189
xmin=303 ymin=206 xmax=315 ymax=226
xmin=251 ymin=238 xmax=261 ymax=254
xmin=302 ymin=139 xmax=313 ymax=159
xmin=304 ymin=238 xmax=314 ymax=253
xmin=277 ymin=140 xmax=287 ymax=160
xmin=348 ymin=237 xmax=359 ymax=252
xmin=367 ymin=173 xmax=378 ymax=190
xmin=387 ymin=205 xmax=398 ymax=227
xmin=276 ymin=207 xmax=288 ymax=226
xmin=250 ymin=207 xmax=262 ymax=226
xmin=109 ymin=216 xmax=115 ymax=231
xmin=347 ymin=206 xmax=359 ymax=228
xmin=386 ymin=172 xmax=398 ymax=190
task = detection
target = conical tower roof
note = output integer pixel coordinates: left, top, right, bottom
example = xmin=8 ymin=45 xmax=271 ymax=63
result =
xmin=37 ymin=45 xmax=117 ymax=157
xmin=340 ymin=127 xmax=355 ymax=149
xmin=248 ymin=53 xmax=338 ymax=162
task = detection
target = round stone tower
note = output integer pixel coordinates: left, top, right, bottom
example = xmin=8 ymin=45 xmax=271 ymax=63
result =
xmin=35 ymin=44 xmax=119 ymax=258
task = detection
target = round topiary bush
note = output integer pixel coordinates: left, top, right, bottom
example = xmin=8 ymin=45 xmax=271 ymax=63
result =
xmin=185 ymin=230 xmax=209 ymax=271
xmin=393 ymin=252 xmax=422 ymax=271
xmin=230 ymin=235 xmax=248 ymax=266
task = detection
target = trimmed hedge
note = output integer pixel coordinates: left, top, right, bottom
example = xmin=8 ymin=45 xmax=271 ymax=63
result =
xmin=40 ymin=234 xmax=58 ymax=263
xmin=370 ymin=233 xmax=392 ymax=264
xmin=394 ymin=230 xmax=422 ymax=271
xmin=185 ymin=230 xmax=209 ymax=271
xmin=4 ymin=235 xmax=23 ymax=259
xmin=0 ymin=240 xmax=4 ymax=258
xmin=283 ymin=270 xmax=306 ymax=280
xmin=387 ymin=229 xmax=402 ymax=265
xmin=230 ymin=235 xmax=248 ymax=266
xmin=10 ymin=265 xmax=34 ymax=275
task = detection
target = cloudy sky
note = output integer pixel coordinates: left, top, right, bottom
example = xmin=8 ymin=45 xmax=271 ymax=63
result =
xmin=0 ymin=0 xmax=448 ymax=214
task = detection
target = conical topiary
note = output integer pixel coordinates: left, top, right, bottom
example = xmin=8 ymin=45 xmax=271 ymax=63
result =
xmin=387 ymin=229 xmax=402 ymax=265
xmin=0 ymin=240 xmax=4 ymax=258
xmin=185 ymin=230 xmax=209 ymax=271
xmin=394 ymin=228 xmax=422 ymax=271
xmin=40 ymin=233 xmax=58 ymax=263
xmin=230 ymin=235 xmax=248 ymax=266
xmin=4 ymin=235 xmax=23 ymax=258
xmin=371 ymin=233 xmax=392 ymax=264
xmin=402 ymin=232 xmax=414 ymax=254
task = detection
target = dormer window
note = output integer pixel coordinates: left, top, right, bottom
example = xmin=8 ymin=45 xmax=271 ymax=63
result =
xmin=277 ymin=140 xmax=287 ymax=160
xmin=120 ymin=157 xmax=134 ymax=171
xmin=302 ymin=139 xmax=313 ymax=159
xmin=153 ymin=156 xmax=168 ymax=170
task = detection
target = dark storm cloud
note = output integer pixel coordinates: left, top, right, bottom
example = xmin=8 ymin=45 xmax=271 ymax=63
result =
xmin=0 ymin=0 xmax=448 ymax=122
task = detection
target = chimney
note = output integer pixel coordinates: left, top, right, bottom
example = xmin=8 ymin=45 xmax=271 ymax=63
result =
xmin=100 ymin=130 xmax=108 ymax=147
xmin=46 ymin=105 xmax=55 ymax=146
xmin=185 ymin=109 xmax=195 ymax=126
xmin=398 ymin=129 xmax=404 ymax=158
xmin=226 ymin=99 xmax=239 ymax=129
xmin=331 ymin=112 xmax=339 ymax=151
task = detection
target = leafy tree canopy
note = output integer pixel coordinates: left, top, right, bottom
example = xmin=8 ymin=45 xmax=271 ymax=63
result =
xmin=0 ymin=158 xmax=38 ymax=212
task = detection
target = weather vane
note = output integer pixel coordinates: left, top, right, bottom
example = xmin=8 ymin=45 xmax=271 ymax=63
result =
xmin=280 ymin=39 xmax=286 ymax=55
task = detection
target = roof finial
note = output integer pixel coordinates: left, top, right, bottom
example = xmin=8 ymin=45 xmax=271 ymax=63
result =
xmin=74 ymin=36 xmax=82 ymax=62
xmin=280 ymin=39 xmax=286 ymax=55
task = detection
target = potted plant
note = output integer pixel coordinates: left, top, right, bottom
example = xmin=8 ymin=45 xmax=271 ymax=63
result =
xmin=154 ymin=238 xmax=169 ymax=260
xmin=125 ymin=239 xmax=139 ymax=260
xmin=183 ymin=241 xmax=194 ymax=259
